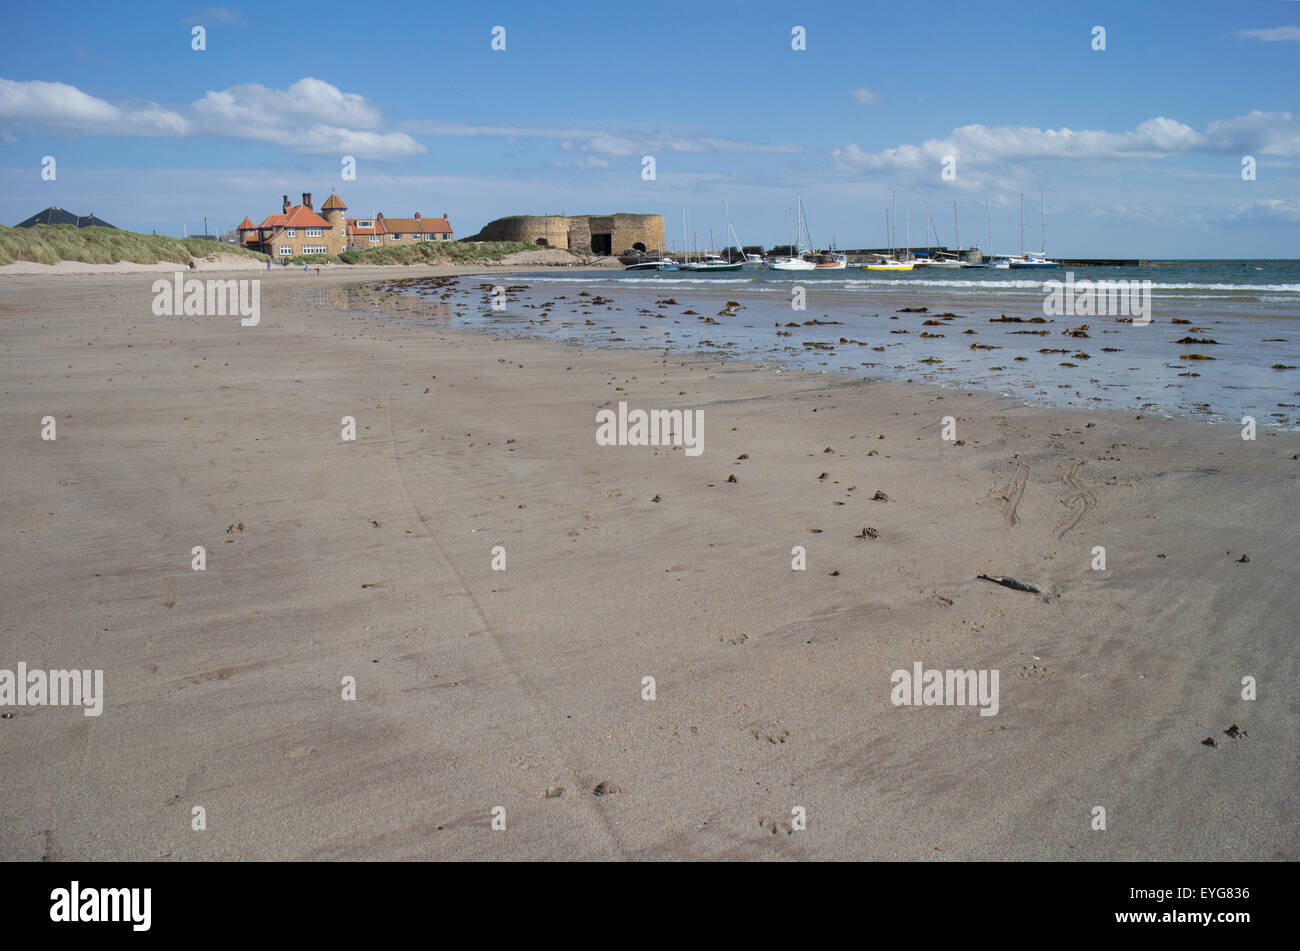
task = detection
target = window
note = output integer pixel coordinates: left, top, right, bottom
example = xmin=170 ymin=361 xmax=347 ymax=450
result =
xmin=302 ymin=245 xmax=327 ymax=255
xmin=355 ymin=220 xmax=373 ymax=229
xmin=305 ymin=228 xmax=322 ymax=238
xmin=390 ymin=233 xmax=401 ymax=240
xmin=369 ymin=236 xmax=381 ymax=244
xmin=286 ymin=229 xmax=296 ymax=238
xmin=279 ymin=246 xmax=292 ymax=256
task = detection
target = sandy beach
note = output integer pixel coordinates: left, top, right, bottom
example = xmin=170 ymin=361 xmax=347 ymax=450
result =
xmin=1 ymin=269 xmax=1296 ymax=861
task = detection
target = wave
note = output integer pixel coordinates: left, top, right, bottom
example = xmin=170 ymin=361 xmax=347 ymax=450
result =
xmin=498 ymin=274 xmax=1300 ymax=293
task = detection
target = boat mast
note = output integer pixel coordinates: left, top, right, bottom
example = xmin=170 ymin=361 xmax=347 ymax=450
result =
xmin=987 ymin=200 xmax=992 ymax=260
xmin=1019 ymin=193 xmax=1025 ymax=258
xmin=891 ymin=190 xmax=897 ymax=258
xmin=953 ymin=201 xmax=960 ymax=262
xmin=795 ymin=192 xmax=802 ymax=257
xmin=724 ymin=202 xmax=730 ymax=262
xmin=1040 ymin=189 xmax=1047 ymax=256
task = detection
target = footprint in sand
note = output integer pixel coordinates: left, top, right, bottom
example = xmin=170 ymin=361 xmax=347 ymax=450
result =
xmin=749 ymin=723 xmax=790 ymax=745
xmin=758 ymin=816 xmax=794 ymax=836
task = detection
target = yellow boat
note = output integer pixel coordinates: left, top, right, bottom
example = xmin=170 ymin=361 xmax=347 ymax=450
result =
xmin=863 ymin=259 xmax=915 ymax=271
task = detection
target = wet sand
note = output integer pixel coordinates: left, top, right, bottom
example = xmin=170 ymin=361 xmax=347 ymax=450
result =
xmin=1 ymin=271 xmax=1296 ymax=860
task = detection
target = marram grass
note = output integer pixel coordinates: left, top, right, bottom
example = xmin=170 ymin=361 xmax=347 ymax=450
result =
xmin=336 ymin=241 xmax=542 ymax=265
xmin=0 ymin=224 xmax=266 ymax=266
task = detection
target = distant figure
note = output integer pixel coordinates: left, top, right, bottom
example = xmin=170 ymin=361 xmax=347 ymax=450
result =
xmin=304 ymin=263 xmax=309 ymax=272
xmin=187 ymin=260 xmax=196 ymax=270
xmin=314 ymin=266 xmax=320 ymax=275
xmin=266 ymin=260 xmax=271 ymax=271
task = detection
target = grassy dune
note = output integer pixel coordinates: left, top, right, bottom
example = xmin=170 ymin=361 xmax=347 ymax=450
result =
xmin=0 ymin=224 xmax=266 ymax=266
xmin=335 ymin=241 xmax=543 ymax=265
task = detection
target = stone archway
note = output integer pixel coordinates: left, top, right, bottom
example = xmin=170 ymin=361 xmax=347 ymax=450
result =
xmin=535 ymin=238 xmax=548 ymax=246
xmin=590 ymin=233 xmax=612 ymax=256
xmin=633 ymin=241 xmax=646 ymax=253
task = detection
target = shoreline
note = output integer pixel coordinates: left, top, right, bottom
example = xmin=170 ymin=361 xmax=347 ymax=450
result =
xmin=1 ymin=274 xmax=1296 ymax=860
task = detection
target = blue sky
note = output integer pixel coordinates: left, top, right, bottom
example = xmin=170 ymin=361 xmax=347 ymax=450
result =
xmin=1 ymin=0 xmax=1297 ymax=256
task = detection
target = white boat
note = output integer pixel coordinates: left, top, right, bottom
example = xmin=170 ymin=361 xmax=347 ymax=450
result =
xmin=769 ymin=192 xmax=818 ymax=270
xmin=1010 ymin=249 xmax=1058 ymax=269
xmin=1008 ymin=192 xmax=1058 ymax=268
xmin=863 ymin=191 xmax=914 ymax=270
xmin=771 ymin=257 xmax=816 ymax=271
xmin=815 ymin=252 xmax=847 ymax=269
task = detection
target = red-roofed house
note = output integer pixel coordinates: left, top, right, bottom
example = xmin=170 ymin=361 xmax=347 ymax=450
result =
xmin=237 ymin=192 xmax=348 ymax=260
xmin=346 ymin=211 xmax=453 ymax=251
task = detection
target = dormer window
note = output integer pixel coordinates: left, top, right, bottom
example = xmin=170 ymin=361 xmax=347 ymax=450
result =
xmin=286 ymin=228 xmax=296 ymax=238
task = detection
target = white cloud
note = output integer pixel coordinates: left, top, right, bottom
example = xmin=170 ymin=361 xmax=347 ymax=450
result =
xmin=1222 ymin=198 xmax=1300 ymax=224
xmin=850 ymin=87 xmax=883 ymax=106
xmin=0 ymin=79 xmax=190 ymax=136
xmin=832 ymin=112 xmax=1298 ymax=173
xmin=1203 ymin=110 xmax=1300 ymax=155
xmin=0 ymin=76 xmax=423 ymax=159
xmin=400 ymin=119 xmax=802 ymax=156
xmin=183 ymin=7 xmax=244 ymax=25
xmin=191 ymin=78 xmax=384 ymax=133
xmin=1233 ymin=26 xmax=1300 ymax=42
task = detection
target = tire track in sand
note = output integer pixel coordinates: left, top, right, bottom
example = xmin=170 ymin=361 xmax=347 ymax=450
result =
xmin=383 ymin=384 xmax=630 ymax=858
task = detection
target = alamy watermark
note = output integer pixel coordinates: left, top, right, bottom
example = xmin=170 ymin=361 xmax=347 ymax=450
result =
xmin=1 ymin=663 xmax=103 ymax=716
xmin=890 ymin=662 xmax=999 ymax=716
xmin=1042 ymin=271 xmax=1151 ymax=324
xmin=50 ymin=881 xmax=150 ymax=931
xmin=596 ymin=401 xmax=703 ymax=456
xmin=152 ymin=273 xmax=260 ymax=326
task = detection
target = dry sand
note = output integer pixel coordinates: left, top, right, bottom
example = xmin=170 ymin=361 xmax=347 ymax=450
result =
xmin=1 ymin=271 xmax=1296 ymax=860
xmin=0 ymin=246 xmax=620 ymax=277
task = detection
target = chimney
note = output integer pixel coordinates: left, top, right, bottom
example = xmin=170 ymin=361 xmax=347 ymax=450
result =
xmin=302 ymin=192 xmax=312 ymax=210
xmin=282 ymin=195 xmax=290 ymax=213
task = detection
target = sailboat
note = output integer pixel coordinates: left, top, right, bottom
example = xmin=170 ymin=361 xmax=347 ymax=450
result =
xmin=1009 ymin=190 xmax=1059 ymax=269
xmin=815 ymin=234 xmax=847 ymax=269
xmin=864 ymin=191 xmax=914 ymax=270
xmin=927 ymin=204 xmax=963 ymax=268
xmin=685 ymin=212 xmax=744 ymax=272
xmin=770 ymin=193 xmax=817 ymax=270
xmin=962 ymin=200 xmax=992 ymax=268
xmin=686 ymin=206 xmax=748 ymax=268
xmin=658 ymin=210 xmax=691 ymax=271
